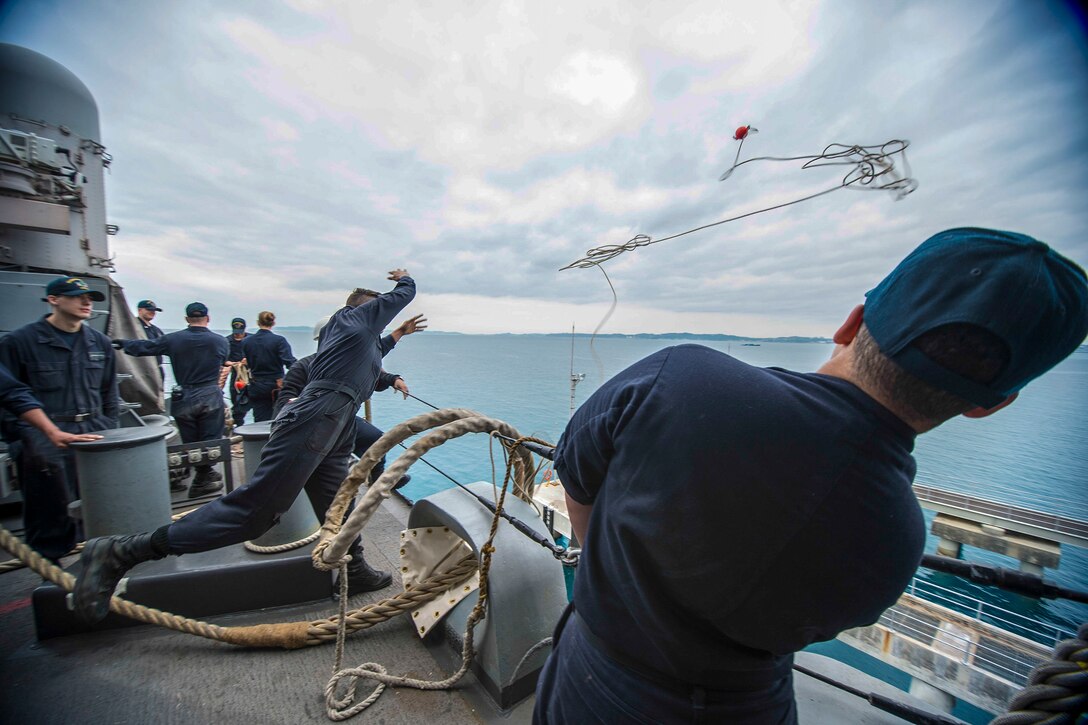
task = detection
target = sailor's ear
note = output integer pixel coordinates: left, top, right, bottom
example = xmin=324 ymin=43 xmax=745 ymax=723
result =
xmin=833 ymin=305 xmax=865 ymax=345
xmin=962 ymin=392 xmax=1018 ymax=419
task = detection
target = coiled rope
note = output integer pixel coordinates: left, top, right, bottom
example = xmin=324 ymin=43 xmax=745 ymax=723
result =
xmin=0 ymin=519 xmax=478 ymax=648
xmin=243 ymin=529 xmax=321 ymax=554
xmin=313 ymin=408 xmax=535 ymax=572
xmin=991 ymin=622 xmax=1088 ymax=725
xmin=0 ymin=502 xmax=287 ymax=573
xmin=0 ymin=407 xmax=559 ymax=722
xmin=0 ymin=410 xmax=531 ymax=649
xmin=322 ymin=422 xmax=537 ymax=720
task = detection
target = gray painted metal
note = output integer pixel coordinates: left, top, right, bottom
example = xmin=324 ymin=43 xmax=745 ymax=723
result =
xmin=408 ymin=482 xmax=568 ymax=710
xmin=0 ymin=44 xmax=100 ymax=141
xmin=71 ymin=427 xmax=173 ymax=537
xmin=0 ymin=195 xmax=70 ymax=233
xmin=1 ymin=44 xmax=113 ymax=280
xmin=234 ymin=421 xmax=321 ymax=547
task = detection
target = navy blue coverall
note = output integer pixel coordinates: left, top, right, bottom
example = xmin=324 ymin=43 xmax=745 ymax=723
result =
xmin=0 ymin=318 xmax=119 ymax=560
xmin=224 ymin=332 xmax=251 ymax=425
xmin=242 ymin=329 xmax=296 ymax=422
xmin=0 ymin=362 xmax=43 ymax=417
xmin=273 ymin=345 xmax=401 ymax=493
xmin=138 ymin=318 xmax=165 ymax=380
xmin=121 ymin=327 xmax=229 ymax=456
xmin=162 ymin=277 xmax=415 ymax=553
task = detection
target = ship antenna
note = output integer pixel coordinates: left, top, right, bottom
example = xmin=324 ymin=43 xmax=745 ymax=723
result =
xmin=569 ymin=324 xmax=585 ymax=418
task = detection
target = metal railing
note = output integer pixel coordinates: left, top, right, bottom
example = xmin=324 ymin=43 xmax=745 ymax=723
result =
xmin=877 ymin=604 xmax=1042 ymax=684
xmin=905 ymin=577 xmax=1075 ymax=648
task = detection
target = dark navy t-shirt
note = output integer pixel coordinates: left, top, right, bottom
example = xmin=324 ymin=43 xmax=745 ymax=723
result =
xmin=556 ymin=345 xmax=923 ymax=688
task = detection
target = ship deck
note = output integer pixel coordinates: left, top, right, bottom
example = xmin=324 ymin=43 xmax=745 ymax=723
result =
xmin=0 ymin=485 xmax=958 ymax=724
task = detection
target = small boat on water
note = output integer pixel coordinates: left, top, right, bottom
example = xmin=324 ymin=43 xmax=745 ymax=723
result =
xmin=1 ymin=44 xmax=1082 ymax=725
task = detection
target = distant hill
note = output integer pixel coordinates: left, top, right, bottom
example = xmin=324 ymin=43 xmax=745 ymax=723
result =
xmin=542 ymin=332 xmax=832 ymax=343
xmin=277 ymin=327 xmax=829 ymax=342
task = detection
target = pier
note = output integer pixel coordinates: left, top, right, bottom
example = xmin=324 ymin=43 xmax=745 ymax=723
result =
xmin=839 ymin=579 xmax=1070 ymax=715
xmin=912 ymin=482 xmax=1084 ymax=575
xmin=833 ymin=482 xmax=1088 ymax=715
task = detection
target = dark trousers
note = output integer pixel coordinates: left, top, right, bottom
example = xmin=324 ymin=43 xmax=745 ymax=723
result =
xmin=353 ymin=417 xmax=387 ymax=480
xmin=533 ymin=611 xmax=798 ymax=725
xmin=13 ymin=415 xmax=112 ymax=560
xmin=228 ymin=370 xmax=251 ymax=425
xmin=173 ymin=386 xmax=225 ymax=472
xmin=166 ymin=387 xmax=358 ymax=553
xmin=249 ymin=378 xmax=279 ymax=423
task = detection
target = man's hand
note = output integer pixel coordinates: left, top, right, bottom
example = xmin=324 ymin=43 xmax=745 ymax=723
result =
xmin=21 ymin=409 xmax=103 ymax=448
xmin=48 ymin=429 xmax=104 ymax=449
xmin=388 ymin=268 xmax=409 ymax=281
xmin=393 ymin=378 xmax=410 ymax=399
xmin=391 ymin=314 xmax=428 ymax=342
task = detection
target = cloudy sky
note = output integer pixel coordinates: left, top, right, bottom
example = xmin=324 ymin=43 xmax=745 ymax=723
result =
xmin=2 ymin=0 xmax=1086 ymax=336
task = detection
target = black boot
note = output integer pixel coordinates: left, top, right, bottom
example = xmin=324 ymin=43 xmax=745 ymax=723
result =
xmin=73 ymin=533 xmax=164 ymax=624
xmin=334 ymin=545 xmax=392 ymax=599
xmin=188 ymin=467 xmax=223 ymax=498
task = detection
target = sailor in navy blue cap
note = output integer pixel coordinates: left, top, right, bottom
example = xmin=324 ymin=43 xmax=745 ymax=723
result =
xmin=0 ymin=276 xmax=118 ymax=563
xmin=112 ymin=301 xmax=230 ymax=496
xmin=532 ymin=229 xmax=1088 ymax=725
xmin=135 ymin=300 xmax=165 ymax=379
xmin=224 ymin=317 xmax=251 ymax=426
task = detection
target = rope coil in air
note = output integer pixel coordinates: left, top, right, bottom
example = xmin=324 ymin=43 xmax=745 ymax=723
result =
xmin=561 ymin=138 xmax=917 ymax=271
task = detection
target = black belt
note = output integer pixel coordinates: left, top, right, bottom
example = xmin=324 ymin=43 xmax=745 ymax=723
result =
xmin=53 ymin=412 xmax=99 ymax=422
xmin=569 ymin=609 xmax=790 ymax=695
xmin=307 ymin=380 xmax=364 ymax=405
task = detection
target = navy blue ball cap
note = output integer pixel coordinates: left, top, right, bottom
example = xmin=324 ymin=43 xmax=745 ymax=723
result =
xmin=865 ymin=228 xmax=1088 ymax=408
xmin=137 ymin=299 xmax=162 ymax=311
xmin=185 ymin=302 xmax=209 ymax=318
xmin=231 ymin=317 xmax=246 ymax=329
xmin=44 ymin=276 xmax=105 ymax=301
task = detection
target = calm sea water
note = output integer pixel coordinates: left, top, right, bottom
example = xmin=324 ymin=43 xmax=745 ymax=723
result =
xmin=167 ymin=331 xmax=1088 ymax=642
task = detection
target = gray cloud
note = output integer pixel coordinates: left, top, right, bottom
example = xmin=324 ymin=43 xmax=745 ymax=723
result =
xmin=2 ymin=0 xmax=1084 ymax=335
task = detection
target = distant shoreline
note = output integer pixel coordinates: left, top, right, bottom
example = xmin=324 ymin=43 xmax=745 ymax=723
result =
xmin=273 ymin=327 xmax=832 ymax=343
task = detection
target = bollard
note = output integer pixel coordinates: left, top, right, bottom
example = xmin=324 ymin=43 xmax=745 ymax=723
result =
xmin=70 ymin=427 xmax=173 ymax=537
xmin=234 ymin=422 xmax=320 ymax=547
xmin=408 ymin=482 xmax=568 ymax=709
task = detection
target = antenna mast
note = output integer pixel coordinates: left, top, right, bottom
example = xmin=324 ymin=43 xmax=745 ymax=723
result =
xmin=569 ymin=324 xmax=585 ymax=417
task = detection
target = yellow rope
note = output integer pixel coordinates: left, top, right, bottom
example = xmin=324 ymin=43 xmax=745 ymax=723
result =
xmin=0 ymin=524 xmax=477 ymax=649
xmin=0 ymin=409 xmax=554 ymax=723
xmin=324 ymin=436 xmax=531 ymax=719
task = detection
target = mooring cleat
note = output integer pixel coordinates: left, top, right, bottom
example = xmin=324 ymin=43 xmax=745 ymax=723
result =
xmin=73 ymin=533 xmax=160 ymax=625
